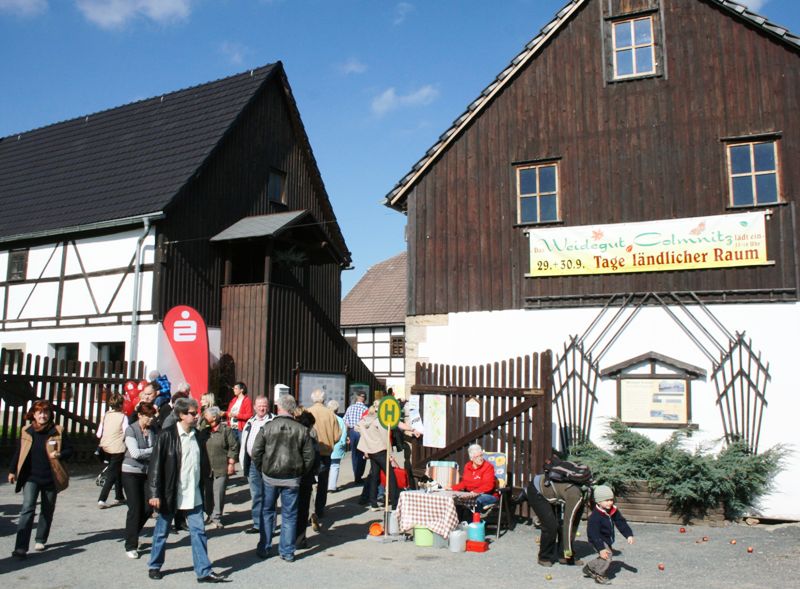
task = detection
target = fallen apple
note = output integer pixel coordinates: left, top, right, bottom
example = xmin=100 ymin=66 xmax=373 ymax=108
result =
xmin=658 ymin=563 xmax=665 ymax=571
xmin=730 ymin=539 xmax=737 ymax=545
xmin=679 ymin=527 xmax=686 ymax=533
xmin=747 ymin=546 xmax=754 ymax=553
xmin=702 ymin=536 xmax=709 ymax=542
xmin=545 ymin=574 xmax=553 ymax=581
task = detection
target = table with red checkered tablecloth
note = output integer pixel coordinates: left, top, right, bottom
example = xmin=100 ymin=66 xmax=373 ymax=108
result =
xmin=395 ymin=490 xmax=477 ymax=539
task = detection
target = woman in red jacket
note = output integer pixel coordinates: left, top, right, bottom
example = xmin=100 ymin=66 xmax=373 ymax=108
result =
xmin=451 ymin=444 xmax=498 ymax=512
xmin=225 ymin=382 xmax=253 ymax=443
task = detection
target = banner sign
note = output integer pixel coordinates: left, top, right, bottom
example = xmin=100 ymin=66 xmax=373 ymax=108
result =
xmin=526 ymin=211 xmax=771 ymax=277
xmin=164 ymin=305 xmax=209 ymax=401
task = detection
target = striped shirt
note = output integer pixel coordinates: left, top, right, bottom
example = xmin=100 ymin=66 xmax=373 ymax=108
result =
xmin=343 ymin=401 xmax=368 ymax=429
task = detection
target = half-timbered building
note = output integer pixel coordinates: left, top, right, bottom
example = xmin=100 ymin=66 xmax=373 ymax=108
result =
xmin=341 ymin=252 xmax=407 ymax=395
xmin=385 ymin=0 xmax=800 ymax=518
xmin=0 ymin=63 xmax=378 ymax=402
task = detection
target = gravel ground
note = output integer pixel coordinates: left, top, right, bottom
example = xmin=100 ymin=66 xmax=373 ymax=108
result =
xmin=1 ymin=460 xmax=798 ymax=588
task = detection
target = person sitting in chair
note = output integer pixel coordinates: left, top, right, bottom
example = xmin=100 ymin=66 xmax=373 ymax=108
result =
xmin=449 ymin=444 xmax=498 ymax=514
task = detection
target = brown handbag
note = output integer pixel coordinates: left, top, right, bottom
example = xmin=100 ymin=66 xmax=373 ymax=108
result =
xmin=48 ymin=426 xmax=70 ymax=493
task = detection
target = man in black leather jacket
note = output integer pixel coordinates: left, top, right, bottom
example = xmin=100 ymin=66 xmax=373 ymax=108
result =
xmin=252 ymin=394 xmax=314 ymax=562
xmin=146 ymin=397 xmax=225 ymax=583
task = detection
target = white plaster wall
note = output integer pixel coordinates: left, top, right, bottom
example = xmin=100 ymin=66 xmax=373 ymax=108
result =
xmin=3 ymin=230 xmax=155 ymax=320
xmin=27 ymin=243 xmax=62 ymax=279
xmin=63 ymin=230 xmax=155 ymax=274
xmin=411 ymin=302 xmax=800 ymax=520
xmin=0 ymin=323 xmax=160 ymax=369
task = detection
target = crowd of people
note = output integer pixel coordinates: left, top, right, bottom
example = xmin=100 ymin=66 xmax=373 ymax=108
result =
xmin=6 ymin=379 xmax=634 ymax=585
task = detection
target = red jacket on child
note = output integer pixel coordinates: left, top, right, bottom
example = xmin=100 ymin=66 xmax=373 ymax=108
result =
xmin=452 ymin=459 xmax=497 ymax=495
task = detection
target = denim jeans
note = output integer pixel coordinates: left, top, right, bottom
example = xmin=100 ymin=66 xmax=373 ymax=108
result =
xmin=476 ymin=494 xmax=499 ymax=511
xmin=15 ymin=481 xmax=57 ymax=552
xmin=148 ymin=504 xmax=212 ymax=578
xmin=248 ymin=462 xmax=264 ymax=529
xmin=257 ymin=480 xmax=299 ymax=559
xmin=328 ymin=458 xmax=341 ymax=491
xmin=347 ymin=429 xmax=366 ymax=481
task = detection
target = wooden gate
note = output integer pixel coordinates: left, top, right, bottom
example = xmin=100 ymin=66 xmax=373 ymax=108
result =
xmin=410 ymin=351 xmax=552 ymax=492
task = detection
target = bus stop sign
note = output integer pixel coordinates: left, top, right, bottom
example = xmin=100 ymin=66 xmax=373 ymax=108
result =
xmin=378 ymin=396 xmax=401 ymax=429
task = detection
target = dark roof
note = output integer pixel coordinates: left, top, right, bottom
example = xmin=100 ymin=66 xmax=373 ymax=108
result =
xmin=210 ymin=211 xmax=309 ymax=242
xmin=341 ymin=252 xmax=407 ymax=327
xmin=0 ymin=64 xmax=279 ymax=241
xmin=384 ymin=0 xmax=800 ymax=211
xmin=600 ymin=351 xmax=707 ymax=379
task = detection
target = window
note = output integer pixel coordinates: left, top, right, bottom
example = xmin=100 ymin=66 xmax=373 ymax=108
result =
xmin=267 ymin=170 xmax=286 ymax=204
xmin=1 ymin=346 xmax=25 ymax=370
xmin=51 ymin=342 xmax=79 ymax=373
xmin=612 ymin=16 xmax=656 ymax=79
xmin=517 ymin=163 xmax=559 ymax=224
xmin=7 ymin=249 xmax=28 ymax=281
xmin=727 ymin=140 xmax=780 ymax=207
xmin=95 ymin=342 xmax=125 ymax=364
xmin=391 ymin=335 xmax=405 ymax=358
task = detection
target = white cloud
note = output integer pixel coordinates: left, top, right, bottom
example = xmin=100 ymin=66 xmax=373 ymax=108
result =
xmin=393 ymin=2 xmax=413 ymax=26
xmin=220 ymin=41 xmax=248 ymax=66
xmin=371 ymin=84 xmax=439 ymax=117
xmin=0 ymin=0 xmax=47 ymax=16
xmin=738 ymin=0 xmax=768 ymax=11
xmin=75 ymin=0 xmax=191 ymax=29
xmin=338 ymin=58 xmax=367 ymax=75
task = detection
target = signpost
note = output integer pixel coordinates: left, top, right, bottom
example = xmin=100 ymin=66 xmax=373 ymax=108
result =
xmin=378 ymin=396 xmax=401 ymax=536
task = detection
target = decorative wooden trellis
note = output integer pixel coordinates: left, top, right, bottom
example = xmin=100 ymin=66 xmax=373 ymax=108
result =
xmin=552 ymin=292 xmax=771 ymax=455
xmin=552 ymin=336 xmax=599 ymax=451
xmin=711 ymin=333 xmax=770 ymax=453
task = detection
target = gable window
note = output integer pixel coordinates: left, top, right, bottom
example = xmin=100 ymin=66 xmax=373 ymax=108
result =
xmin=267 ymin=170 xmax=286 ymax=204
xmin=516 ymin=163 xmax=559 ymax=224
xmin=727 ymin=140 xmax=780 ymax=207
xmin=612 ymin=16 xmax=655 ymax=79
xmin=7 ymin=249 xmax=28 ymax=282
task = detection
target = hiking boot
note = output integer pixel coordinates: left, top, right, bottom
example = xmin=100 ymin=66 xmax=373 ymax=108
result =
xmin=538 ymin=559 xmax=554 ymax=567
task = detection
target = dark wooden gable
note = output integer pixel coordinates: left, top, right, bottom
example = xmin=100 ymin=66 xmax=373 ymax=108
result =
xmin=156 ymin=64 xmax=349 ymax=326
xmin=396 ymin=0 xmax=800 ymax=316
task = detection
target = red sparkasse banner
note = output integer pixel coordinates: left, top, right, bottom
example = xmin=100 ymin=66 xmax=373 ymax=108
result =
xmin=164 ymin=305 xmax=209 ymax=401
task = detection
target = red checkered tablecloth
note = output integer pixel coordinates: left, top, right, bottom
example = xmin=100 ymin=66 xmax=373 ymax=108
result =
xmin=396 ymin=491 xmax=477 ymax=539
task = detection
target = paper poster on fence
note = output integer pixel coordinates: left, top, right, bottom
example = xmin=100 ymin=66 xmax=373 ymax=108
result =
xmin=406 ymin=395 xmax=424 ymax=434
xmin=423 ymin=394 xmax=446 ymax=448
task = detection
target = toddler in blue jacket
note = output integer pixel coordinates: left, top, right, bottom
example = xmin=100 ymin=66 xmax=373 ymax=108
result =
xmin=584 ymin=485 xmax=635 ymax=585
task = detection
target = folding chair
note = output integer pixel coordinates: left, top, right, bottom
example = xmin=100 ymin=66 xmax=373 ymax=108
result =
xmin=483 ymin=452 xmax=516 ymax=540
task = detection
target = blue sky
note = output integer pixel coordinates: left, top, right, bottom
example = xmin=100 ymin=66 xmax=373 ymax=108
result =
xmin=1 ymin=0 xmax=798 ymax=296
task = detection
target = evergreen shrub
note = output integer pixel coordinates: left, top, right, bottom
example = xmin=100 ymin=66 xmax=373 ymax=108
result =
xmin=568 ymin=419 xmax=787 ymax=520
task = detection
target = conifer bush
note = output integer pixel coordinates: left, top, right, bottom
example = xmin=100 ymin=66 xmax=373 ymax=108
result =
xmin=568 ymin=419 xmax=786 ymax=520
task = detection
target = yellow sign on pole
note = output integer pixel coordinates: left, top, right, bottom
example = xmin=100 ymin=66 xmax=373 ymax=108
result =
xmin=378 ymin=396 xmax=401 ymax=429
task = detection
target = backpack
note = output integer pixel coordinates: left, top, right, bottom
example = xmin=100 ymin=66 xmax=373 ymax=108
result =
xmin=543 ymin=456 xmax=593 ymax=486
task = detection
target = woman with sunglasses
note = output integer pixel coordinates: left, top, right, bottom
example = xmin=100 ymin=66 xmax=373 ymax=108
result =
xmin=121 ymin=401 xmax=159 ymax=558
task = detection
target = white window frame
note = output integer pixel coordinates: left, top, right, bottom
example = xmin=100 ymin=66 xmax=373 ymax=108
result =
xmin=612 ymin=16 xmax=656 ymax=80
xmin=516 ymin=162 xmax=560 ymax=225
xmin=726 ymin=140 xmax=781 ymax=207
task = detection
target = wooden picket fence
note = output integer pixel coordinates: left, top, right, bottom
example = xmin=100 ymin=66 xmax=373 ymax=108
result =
xmin=0 ymin=350 xmax=145 ymax=461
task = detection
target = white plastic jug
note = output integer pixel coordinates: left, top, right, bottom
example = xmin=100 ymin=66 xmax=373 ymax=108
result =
xmin=387 ymin=510 xmax=400 ymax=536
xmin=449 ymin=529 xmax=467 ymax=552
